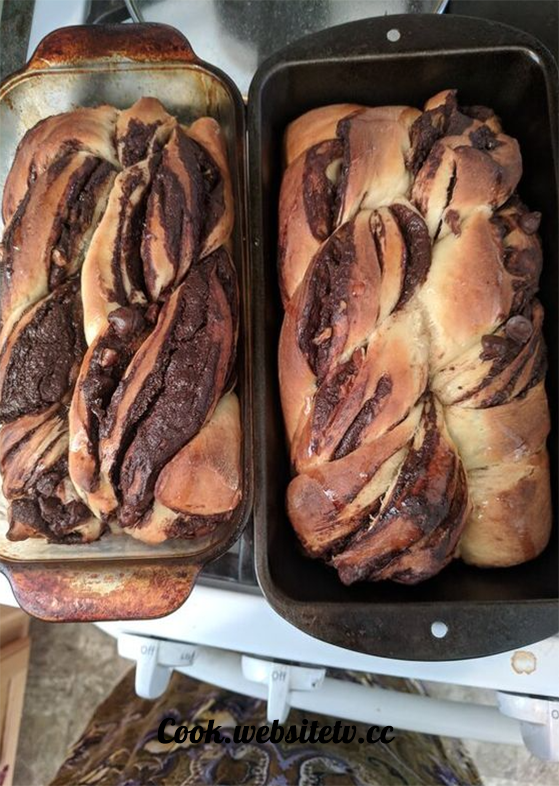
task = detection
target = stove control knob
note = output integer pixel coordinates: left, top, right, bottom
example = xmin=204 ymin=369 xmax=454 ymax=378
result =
xmin=118 ymin=632 xmax=198 ymax=699
xmin=242 ymin=656 xmax=325 ymax=723
xmin=497 ymin=691 xmax=559 ymax=761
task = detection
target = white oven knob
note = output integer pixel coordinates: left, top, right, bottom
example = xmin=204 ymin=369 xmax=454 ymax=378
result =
xmin=497 ymin=691 xmax=559 ymax=761
xmin=242 ymin=656 xmax=325 ymax=723
xmin=118 ymin=633 xmax=198 ymax=700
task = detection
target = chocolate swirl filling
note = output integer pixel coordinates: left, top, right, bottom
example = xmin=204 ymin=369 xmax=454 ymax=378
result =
xmin=141 ymin=129 xmax=225 ymax=300
xmin=332 ymin=397 xmax=467 ymax=585
xmin=303 ymin=139 xmax=344 ymax=242
xmin=48 ymin=156 xmax=116 ymax=289
xmin=10 ymin=489 xmax=92 ymax=544
xmin=408 ymin=90 xmax=500 ymax=174
xmin=389 ymin=203 xmax=432 ymax=308
xmin=119 ymin=119 xmax=163 ymax=168
xmin=79 ymin=306 xmax=151 ymax=490
xmin=0 ymin=278 xmax=85 ymax=423
xmin=297 ymin=223 xmax=356 ymax=379
xmin=103 ymin=248 xmax=237 ymax=525
xmin=333 ymin=374 xmax=393 ymax=460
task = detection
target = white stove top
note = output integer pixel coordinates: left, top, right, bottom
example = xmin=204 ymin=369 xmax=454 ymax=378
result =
xmin=2 ymin=572 xmax=557 ymax=697
xmin=2 ymin=571 xmax=558 ymax=757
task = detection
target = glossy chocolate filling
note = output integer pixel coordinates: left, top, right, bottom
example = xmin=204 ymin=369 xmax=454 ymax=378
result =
xmin=465 ymin=306 xmax=547 ymax=407
xmin=385 ymin=461 xmax=468 ymax=585
xmin=119 ymin=119 xmax=162 ymax=168
xmin=0 ymin=190 xmax=32 ymax=293
xmin=0 ymin=278 xmax=85 ymax=423
xmin=49 ymin=157 xmax=115 ymax=289
xmin=481 ymin=340 xmax=546 ymax=408
xmin=110 ymin=167 xmax=156 ymax=304
xmin=334 ymin=398 xmax=461 ymax=584
xmin=105 ymin=251 xmax=235 ymax=525
xmin=8 ymin=450 xmax=92 ymax=543
xmin=389 ymin=203 xmax=432 ymax=308
xmin=81 ymin=306 xmax=149 ymax=473
xmin=10 ymin=494 xmax=91 ymax=543
xmin=436 ymin=162 xmax=458 ymax=239
xmin=28 ymin=137 xmax=81 ymax=188
xmin=189 ymin=136 xmax=224 ymax=242
xmin=469 ymin=125 xmax=501 ymax=151
xmin=378 ymin=401 xmax=450 ymax=533
xmin=163 ymin=132 xmax=203 ymax=271
xmin=408 ymin=92 xmax=499 ymax=175
xmin=165 ymin=510 xmax=232 ymax=540
xmin=333 ymin=374 xmax=393 ymax=460
xmin=310 ymin=350 xmax=363 ymax=447
xmin=303 ymin=139 xmax=343 ymax=241
xmin=408 ymin=91 xmax=457 ymax=174
xmin=214 ymin=250 xmax=239 ymax=388
xmin=298 ymin=223 xmax=355 ymax=379
xmin=142 ymin=132 xmax=224 ymax=296
xmin=333 ymin=117 xmax=354 ymax=220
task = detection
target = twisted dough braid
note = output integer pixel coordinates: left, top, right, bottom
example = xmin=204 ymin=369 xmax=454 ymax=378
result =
xmin=279 ymin=90 xmax=551 ymax=584
xmin=0 ymin=98 xmax=241 ymax=544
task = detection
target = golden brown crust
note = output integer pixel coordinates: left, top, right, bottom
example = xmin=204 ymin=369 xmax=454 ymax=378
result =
xmin=279 ymin=203 xmax=430 ymax=473
xmin=68 ymin=335 xmax=119 ymax=520
xmin=141 ymin=122 xmax=234 ymax=302
xmin=0 ymin=403 xmax=102 ymax=544
xmin=335 ymin=106 xmax=420 ymax=224
xmin=279 ymin=91 xmax=551 ymax=584
xmin=278 ymin=288 xmax=317 ymax=447
xmin=421 ymin=209 xmax=514 ymax=371
xmin=2 ymin=105 xmax=119 ymax=224
xmin=0 ymin=100 xmax=241 ymax=544
xmin=278 ymin=108 xmax=420 ymax=305
xmin=284 ymin=104 xmax=362 ymax=165
xmin=459 ymin=450 xmax=551 ymax=567
xmin=0 ymin=405 xmax=67 ymax=499
xmin=123 ymin=393 xmax=241 ymax=545
xmin=445 ymin=382 xmax=549 ymax=470
xmin=287 ymin=406 xmax=420 ymax=556
xmin=412 ymin=134 xmax=522 ymax=238
xmin=99 ymin=250 xmax=237 ymax=527
xmin=331 ymin=396 xmax=469 ymax=585
xmin=0 ymin=152 xmax=116 ymax=333
xmin=155 ymin=392 xmax=241 ymax=515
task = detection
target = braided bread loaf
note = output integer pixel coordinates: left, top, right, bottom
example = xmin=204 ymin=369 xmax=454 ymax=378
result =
xmin=0 ymin=98 xmax=241 ymax=545
xmin=279 ymin=90 xmax=551 ymax=584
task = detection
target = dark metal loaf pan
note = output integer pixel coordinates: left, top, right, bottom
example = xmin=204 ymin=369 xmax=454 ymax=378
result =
xmin=248 ymin=13 xmax=559 ymax=660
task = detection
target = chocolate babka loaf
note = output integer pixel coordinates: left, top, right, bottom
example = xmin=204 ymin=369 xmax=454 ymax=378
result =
xmin=0 ymin=97 xmax=241 ymax=544
xmin=279 ymin=90 xmax=551 ymax=584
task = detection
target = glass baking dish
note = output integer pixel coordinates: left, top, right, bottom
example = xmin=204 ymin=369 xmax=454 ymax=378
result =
xmin=0 ymin=23 xmax=252 ymax=620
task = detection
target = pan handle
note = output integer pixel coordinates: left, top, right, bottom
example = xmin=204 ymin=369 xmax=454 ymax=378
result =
xmin=26 ymin=23 xmax=199 ymax=71
xmin=0 ymin=560 xmax=201 ymax=622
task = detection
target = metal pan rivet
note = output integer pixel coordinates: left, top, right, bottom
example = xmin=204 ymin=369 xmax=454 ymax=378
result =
xmin=387 ymin=29 xmax=401 ymax=43
xmin=431 ymin=621 xmax=448 ymax=639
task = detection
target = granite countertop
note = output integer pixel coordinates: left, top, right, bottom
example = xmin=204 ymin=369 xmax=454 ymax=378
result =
xmin=0 ymin=0 xmax=33 ymax=81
